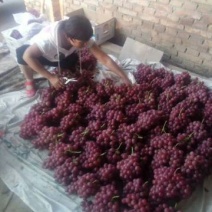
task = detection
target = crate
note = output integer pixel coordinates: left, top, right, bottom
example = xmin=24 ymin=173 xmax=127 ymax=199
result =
xmin=65 ymin=8 xmax=115 ymax=45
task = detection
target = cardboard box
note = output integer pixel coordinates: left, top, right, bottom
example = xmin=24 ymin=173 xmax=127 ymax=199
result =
xmin=65 ymin=8 xmax=115 ymax=45
xmin=119 ymin=37 xmax=164 ymax=63
xmin=1 ymin=26 xmax=28 ymax=59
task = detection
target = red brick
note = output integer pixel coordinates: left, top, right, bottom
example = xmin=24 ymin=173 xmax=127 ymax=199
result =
xmin=123 ymin=15 xmax=133 ymax=22
xmin=150 ymin=2 xmax=172 ymax=13
xmin=104 ymin=10 xmax=114 ymax=16
xmin=183 ymin=36 xmax=204 ymax=48
xmin=198 ymin=4 xmax=212 ymax=13
xmin=132 ymin=18 xmax=142 ymax=26
xmin=174 ymin=44 xmax=187 ymax=53
xmin=160 ymin=19 xmax=184 ymax=30
xmin=140 ymin=26 xmax=153 ymax=34
xmin=199 ymin=52 xmax=212 ymax=61
xmin=185 ymin=48 xmax=200 ymax=57
xmin=177 ymin=30 xmax=190 ymax=39
xmin=151 ymin=34 xmax=162 ymax=44
xmin=167 ymin=14 xmax=179 ymax=22
xmin=118 ymin=7 xmax=137 ymax=17
xmin=200 ymin=31 xmax=212 ymax=39
xmin=141 ymin=31 xmax=152 ymax=41
xmin=123 ymin=2 xmax=133 ymax=9
xmin=170 ymin=55 xmax=183 ymax=64
xmin=132 ymin=29 xmax=142 ymax=38
xmin=182 ymin=2 xmax=198 ymax=10
xmin=113 ymin=1 xmax=123 ymax=7
xmin=192 ymin=0 xmax=212 ymax=6
xmin=160 ymin=33 xmax=181 ymax=45
xmin=140 ymin=13 xmax=160 ymax=23
xmin=205 ymin=39 xmax=212 ymax=47
xmin=170 ymin=0 xmax=183 ymax=7
xmin=202 ymin=14 xmax=212 ymax=24
xmin=157 ymin=0 xmax=170 ymax=4
xmin=136 ymin=0 xmax=150 ymax=7
xmin=143 ymin=7 xmax=155 ymax=15
xmin=154 ymin=24 xmax=166 ymax=33
xmin=160 ymin=46 xmax=178 ymax=56
xmin=155 ymin=10 xmax=169 ymax=18
xmin=86 ymin=0 xmax=99 ymax=6
xmin=203 ymin=60 xmax=212 ymax=68
xmin=193 ymin=20 xmax=208 ymax=31
xmin=105 ymin=0 xmax=113 ymax=3
xmin=99 ymin=2 xmax=116 ymax=10
xmin=87 ymin=5 xmax=97 ymax=11
xmin=184 ymin=42 xmax=209 ymax=53
xmin=132 ymin=4 xmax=144 ymax=13
xmin=174 ymin=9 xmax=201 ymax=20
xmin=178 ymin=52 xmax=203 ymax=64
xmin=179 ymin=17 xmax=194 ymax=26
xmin=142 ymin=20 xmax=154 ymax=29
xmin=165 ymin=27 xmax=178 ymax=36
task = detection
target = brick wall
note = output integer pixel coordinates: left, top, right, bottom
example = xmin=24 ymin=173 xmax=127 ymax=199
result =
xmin=24 ymin=0 xmax=212 ymax=77
xmin=24 ymin=0 xmax=62 ymax=21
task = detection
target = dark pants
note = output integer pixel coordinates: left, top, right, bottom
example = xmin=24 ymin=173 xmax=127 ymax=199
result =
xmin=16 ymin=45 xmax=79 ymax=69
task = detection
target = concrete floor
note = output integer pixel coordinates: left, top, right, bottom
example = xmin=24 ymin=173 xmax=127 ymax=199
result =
xmin=0 ymin=2 xmax=33 ymax=212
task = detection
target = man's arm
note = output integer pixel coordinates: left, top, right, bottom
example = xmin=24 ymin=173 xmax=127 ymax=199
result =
xmin=23 ymin=44 xmax=64 ymax=89
xmin=89 ymin=43 xmax=131 ymax=84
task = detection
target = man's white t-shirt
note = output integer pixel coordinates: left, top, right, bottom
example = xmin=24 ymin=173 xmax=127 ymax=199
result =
xmin=30 ymin=21 xmax=94 ymax=62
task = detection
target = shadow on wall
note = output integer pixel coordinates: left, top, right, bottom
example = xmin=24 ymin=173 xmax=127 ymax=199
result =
xmin=0 ymin=0 xmax=26 ymax=31
xmin=0 ymin=0 xmax=25 ymax=14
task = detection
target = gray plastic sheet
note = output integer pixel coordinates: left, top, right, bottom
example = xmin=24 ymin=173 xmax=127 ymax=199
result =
xmin=0 ymin=61 xmax=211 ymax=212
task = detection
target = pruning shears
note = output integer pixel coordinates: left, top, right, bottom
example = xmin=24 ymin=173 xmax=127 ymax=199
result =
xmin=63 ymin=77 xmax=77 ymax=84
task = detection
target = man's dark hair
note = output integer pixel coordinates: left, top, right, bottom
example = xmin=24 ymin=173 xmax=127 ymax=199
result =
xmin=62 ymin=15 xmax=93 ymax=41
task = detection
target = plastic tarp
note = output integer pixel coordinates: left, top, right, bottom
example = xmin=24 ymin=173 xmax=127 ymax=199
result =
xmin=0 ymin=61 xmax=211 ymax=212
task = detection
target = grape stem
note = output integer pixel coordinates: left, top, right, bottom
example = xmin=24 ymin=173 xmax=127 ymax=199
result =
xmin=135 ymin=133 xmax=143 ymax=139
xmin=175 ymin=133 xmax=193 ymax=147
xmin=57 ymin=133 xmax=64 ymax=138
xmin=201 ymin=118 xmax=205 ymax=124
xmin=116 ymin=142 xmax=123 ymax=151
xmin=161 ymin=121 xmax=167 ymax=133
xmin=178 ymin=107 xmax=184 ymax=117
xmin=111 ymin=195 xmax=120 ymax=202
xmin=67 ymin=150 xmax=81 ymax=154
xmin=101 ymin=124 xmax=105 ymax=128
xmin=174 ymin=167 xmax=181 ymax=175
xmin=100 ymin=152 xmax=107 ymax=156
xmin=143 ymin=181 xmax=148 ymax=186
xmin=81 ymin=129 xmax=89 ymax=136
xmin=86 ymin=87 xmax=90 ymax=93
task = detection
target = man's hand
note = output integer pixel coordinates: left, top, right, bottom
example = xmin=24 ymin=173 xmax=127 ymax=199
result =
xmin=48 ymin=74 xmax=64 ymax=89
xmin=122 ymin=77 xmax=132 ymax=85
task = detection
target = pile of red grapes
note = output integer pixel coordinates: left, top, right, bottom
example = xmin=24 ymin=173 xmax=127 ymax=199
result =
xmin=20 ymin=60 xmax=212 ymax=211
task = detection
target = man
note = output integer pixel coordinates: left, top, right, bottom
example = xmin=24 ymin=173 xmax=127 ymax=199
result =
xmin=16 ymin=15 xmax=131 ymax=97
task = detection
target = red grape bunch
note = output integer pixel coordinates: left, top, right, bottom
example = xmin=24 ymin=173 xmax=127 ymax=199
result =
xmin=117 ymin=154 xmax=142 ymax=181
xmin=83 ymin=184 xmax=120 ymax=212
xmin=67 ymin=173 xmax=100 ymax=198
